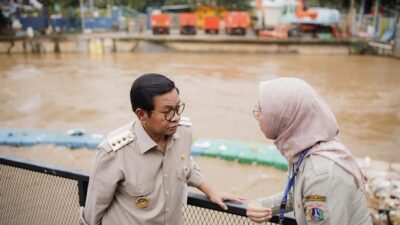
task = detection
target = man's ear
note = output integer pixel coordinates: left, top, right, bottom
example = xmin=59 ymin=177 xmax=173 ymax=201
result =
xmin=135 ymin=108 xmax=148 ymax=123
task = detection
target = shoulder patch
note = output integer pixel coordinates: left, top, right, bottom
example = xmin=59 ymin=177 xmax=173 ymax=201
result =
xmin=305 ymin=201 xmax=329 ymax=223
xmin=179 ymin=116 xmax=192 ymax=127
xmin=108 ymin=121 xmax=136 ymax=152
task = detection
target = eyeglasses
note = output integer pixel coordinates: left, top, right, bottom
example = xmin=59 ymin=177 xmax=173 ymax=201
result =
xmin=253 ymin=103 xmax=261 ymax=120
xmin=152 ymin=102 xmax=185 ymax=122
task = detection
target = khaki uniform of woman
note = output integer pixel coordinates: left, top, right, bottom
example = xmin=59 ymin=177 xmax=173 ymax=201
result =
xmin=247 ymin=78 xmax=372 ymax=225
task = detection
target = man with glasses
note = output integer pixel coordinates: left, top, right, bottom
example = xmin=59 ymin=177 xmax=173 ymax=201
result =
xmin=81 ymin=73 xmax=243 ymax=225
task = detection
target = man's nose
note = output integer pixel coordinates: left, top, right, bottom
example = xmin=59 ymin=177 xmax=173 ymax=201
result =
xmin=170 ymin=111 xmax=180 ymax=122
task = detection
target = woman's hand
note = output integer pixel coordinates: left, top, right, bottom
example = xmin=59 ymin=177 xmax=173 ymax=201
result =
xmin=246 ymin=201 xmax=273 ymax=223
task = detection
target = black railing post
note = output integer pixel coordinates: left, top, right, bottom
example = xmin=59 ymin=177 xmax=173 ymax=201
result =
xmin=78 ymin=179 xmax=89 ymax=207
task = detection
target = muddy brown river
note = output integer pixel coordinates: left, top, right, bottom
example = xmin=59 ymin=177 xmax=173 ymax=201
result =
xmin=0 ymin=53 xmax=399 ymax=199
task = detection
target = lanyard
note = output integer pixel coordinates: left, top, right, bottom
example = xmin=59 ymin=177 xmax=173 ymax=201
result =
xmin=279 ymin=148 xmax=310 ymax=225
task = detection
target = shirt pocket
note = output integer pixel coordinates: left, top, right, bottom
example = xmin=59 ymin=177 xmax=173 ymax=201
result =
xmin=176 ymin=164 xmax=190 ymax=181
xmin=126 ymin=180 xmax=155 ymax=197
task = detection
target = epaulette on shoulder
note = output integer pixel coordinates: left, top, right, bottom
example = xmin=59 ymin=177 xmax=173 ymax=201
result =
xmin=107 ymin=121 xmax=136 ymax=152
xmin=179 ymin=116 xmax=192 ymax=127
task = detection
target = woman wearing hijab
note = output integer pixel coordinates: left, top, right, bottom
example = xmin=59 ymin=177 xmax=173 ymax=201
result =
xmin=246 ymin=78 xmax=372 ymax=225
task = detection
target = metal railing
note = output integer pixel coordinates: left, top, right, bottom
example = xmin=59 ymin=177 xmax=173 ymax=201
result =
xmin=0 ymin=154 xmax=297 ymax=225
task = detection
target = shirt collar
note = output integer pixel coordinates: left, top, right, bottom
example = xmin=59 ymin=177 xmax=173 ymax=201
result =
xmin=134 ymin=121 xmax=180 ymax=154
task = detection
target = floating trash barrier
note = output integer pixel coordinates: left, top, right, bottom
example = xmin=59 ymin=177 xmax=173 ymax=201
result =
xmin=0 ymin=129 xmax=287 ymax=171
xmin=0 ymin=128 xmax=104 ymax=149
xmin=192 ymin=138 xmax=288 ymax=171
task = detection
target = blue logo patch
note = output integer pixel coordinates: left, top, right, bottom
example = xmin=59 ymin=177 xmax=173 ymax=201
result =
xmin=305 ymin=202 xmax=327 ymax=222
xmin=311 ymin=207 xmax=325 ymax=221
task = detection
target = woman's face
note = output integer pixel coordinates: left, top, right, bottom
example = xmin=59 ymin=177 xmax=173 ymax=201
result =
xmin=253 ymin=103 xmax=269 ymax=139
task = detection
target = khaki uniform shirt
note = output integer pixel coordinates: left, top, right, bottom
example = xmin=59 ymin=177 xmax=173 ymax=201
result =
xmin=256 ymin=154 xmax=372 ymax=225
xmin=81 ymin=119 xmax=204 ymax=225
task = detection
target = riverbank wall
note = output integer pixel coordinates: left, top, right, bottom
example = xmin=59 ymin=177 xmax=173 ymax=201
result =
xmin=0 ymin=32 xmax=398 ymax=57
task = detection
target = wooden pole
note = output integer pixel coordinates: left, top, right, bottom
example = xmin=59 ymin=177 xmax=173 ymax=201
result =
xmin=372 ymin=0 xmax=380 ymax=38
xmin=347 ymin=0 xmax=356 ymax=36
xmin=80 ymin=0 xmax=86 ymax=33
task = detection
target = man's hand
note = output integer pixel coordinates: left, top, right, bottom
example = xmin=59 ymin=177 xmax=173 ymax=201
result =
xmin=246 ymin=201 xmax=273 ymax=223
xmin=208 ymin=192 xmax=246 ymax=210
xmin=197 ymin=182 xmax=246 ymax=210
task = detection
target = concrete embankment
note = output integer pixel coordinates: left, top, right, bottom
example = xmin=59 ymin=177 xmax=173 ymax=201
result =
xmin=1 ymin=32 xmax=398 ymax=58
xmin=0 ymin=32 xmax=359 ymax=55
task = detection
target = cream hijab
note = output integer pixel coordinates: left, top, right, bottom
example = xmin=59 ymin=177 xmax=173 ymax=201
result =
xmin=259 ymin=77 xmax=365 ymax=190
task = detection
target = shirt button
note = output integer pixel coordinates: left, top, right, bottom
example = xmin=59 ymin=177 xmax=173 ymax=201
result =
xmin=164 ymin=174 xmax=168 ymax=178
xmin=165 ymin=191 xmax=169 ymax=195
xmin=166 ymin=208 xmax=170 ymax=212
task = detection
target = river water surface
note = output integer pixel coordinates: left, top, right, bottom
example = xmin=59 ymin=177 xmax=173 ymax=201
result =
xmin=0 ymin=53 xmax=399 ymax=198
